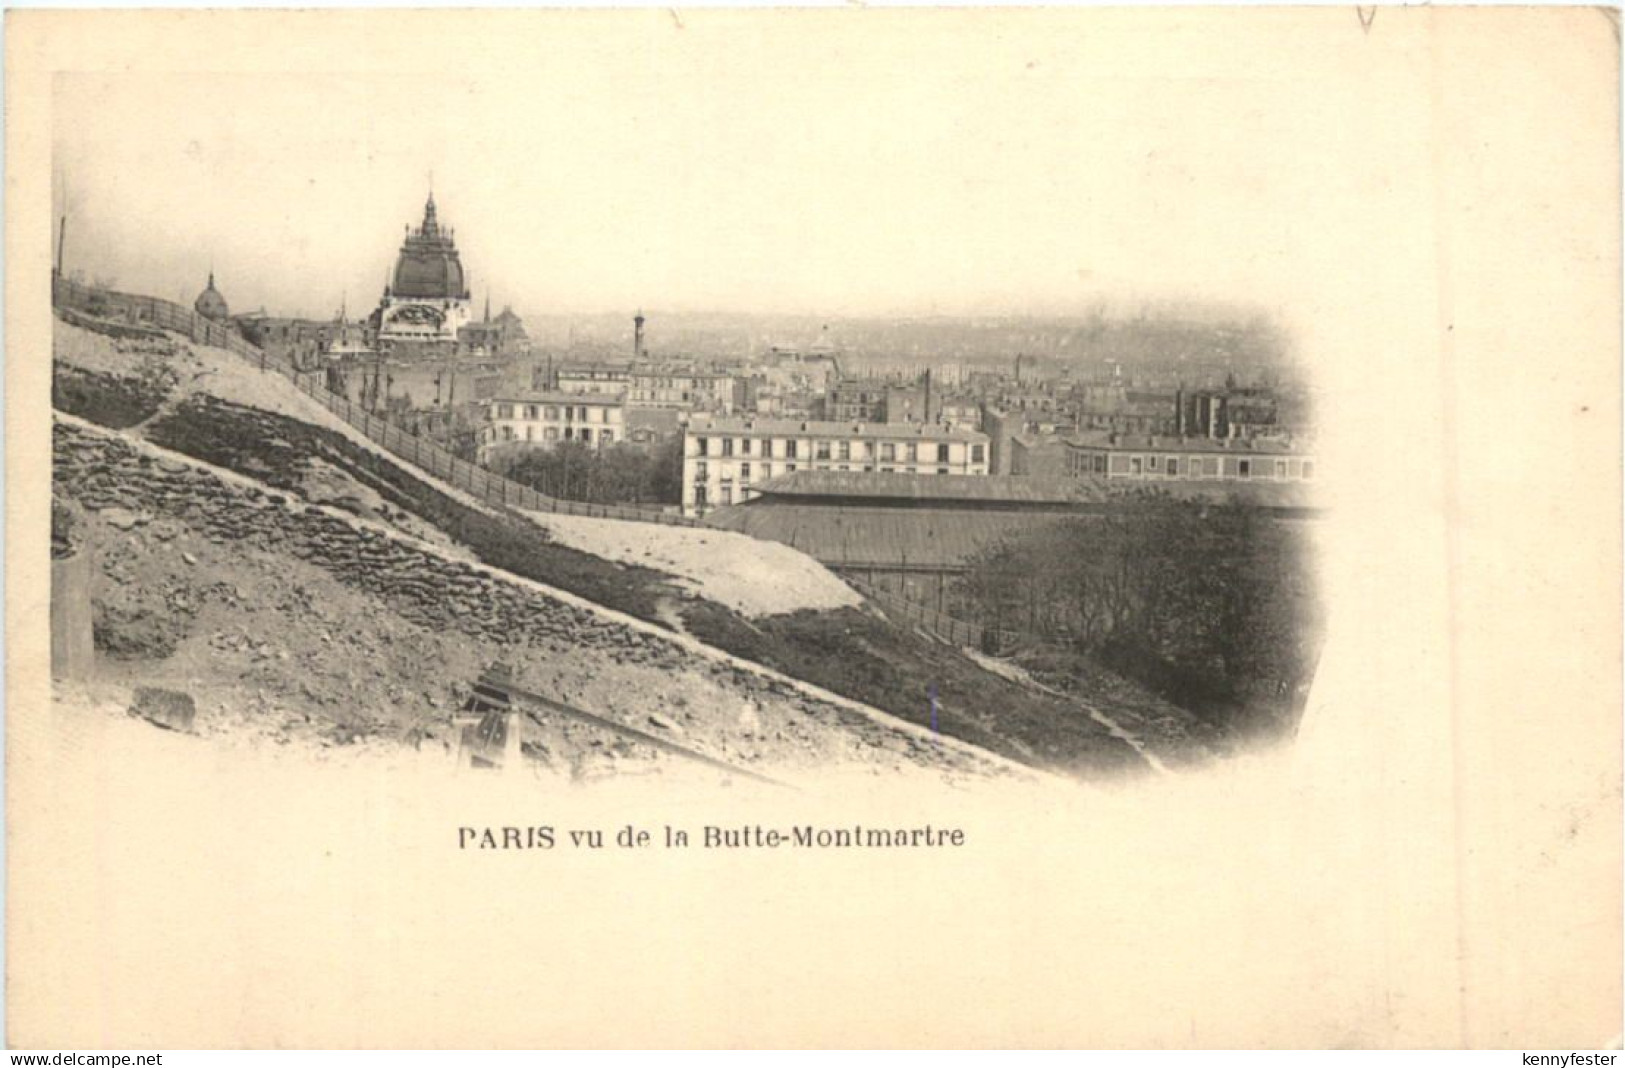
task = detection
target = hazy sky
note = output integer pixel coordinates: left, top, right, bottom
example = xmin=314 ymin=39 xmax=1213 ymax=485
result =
xmin=46 ymin=8 xmax=1585 ymax=329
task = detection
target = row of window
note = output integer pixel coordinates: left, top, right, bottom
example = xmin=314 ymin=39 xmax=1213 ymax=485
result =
xmin=1070 ymin=452 xmax=1315 ymax=480
xmin=493 ymin=403 xmax=619 ymax=423
xmin=492 ymin=425 xmax=615 ymax=445
xmin=691 ymin=461 xmax=954 ymax=481
xmin=694 ymin=436 xmax=984 ymax=465
xmin=559 ymin=376 xmax=729 ymax=391
xmin=633 ymin=377 xmax=726 ymax=390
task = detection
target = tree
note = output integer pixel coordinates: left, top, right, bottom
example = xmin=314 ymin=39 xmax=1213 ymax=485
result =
xmin=955 ymin=495 xmax=1322 ymax=737
xmin=497 ymin=437 xmax=684 ymax=508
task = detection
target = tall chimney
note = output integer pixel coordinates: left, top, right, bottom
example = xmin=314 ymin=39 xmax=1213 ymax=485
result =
xmin=633 ymin=310 xmax=646 ymax=360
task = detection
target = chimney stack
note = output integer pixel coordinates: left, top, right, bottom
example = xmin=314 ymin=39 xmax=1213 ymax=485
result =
xmin=633 ymin=310 xmax=646 ymax=360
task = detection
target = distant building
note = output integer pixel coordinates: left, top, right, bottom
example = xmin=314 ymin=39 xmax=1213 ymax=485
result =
xmin=1009 ymin=433 xmax=1070 ymax=478
xmin=555 ymin=362 xmax=738 ymax=412
xmin=981 ymin=406 xmax=1018 ymax=475
xmin=763 ymin=346 xmax=842 ymax=392
xmin=825 ymin=379 xmax=887 ymax=422
xmin=1062 ymin=431 xmax=1315 ymax=482
xmin=707 ymin=468 xmax=1322 ymax=606
xmin=344 ymin=360 xmax=501 ymax=411
xmin=478 ymin=391 xmax=626 ymax=463
xmin=1074 ymin=386 xmax=1179 ymax=436
xmin=935 ymin=397 xmax=982 ymax=431
xmin=626 ymin=406 xmax=685 ymax=448
xmin=682 ymin=414 xmax=990 ymax=515
xmin=372 ymin=193 xmax=474 ymax=353
xmin=193 ymin=271 xmax=229 ymax=322
xmin=627 ymin=368 xmax=736 ymax=412
xmin=882 ymin=383 xmax=928 ymax=424
xmin=555 ymin=362 xmax=633 ymax=395
xmin=1177 ymin=387 xmax=1280 ymax=439
xmin=234 ymin=312 xmax=360 ymax=352
xmin=458 ymin=299 xmax=531 ymax=357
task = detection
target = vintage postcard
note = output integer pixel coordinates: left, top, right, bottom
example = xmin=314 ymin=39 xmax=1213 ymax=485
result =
xmin=5 ymin=6 xmax=1620 ymax=1050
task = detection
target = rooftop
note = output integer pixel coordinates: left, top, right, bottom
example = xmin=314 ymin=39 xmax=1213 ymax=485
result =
xmin=743 ymin=469 xmax=1324 ymax=513
xmin=1065 ymin=430 xmax=1307 ymax=455
xmin=557 ymin=362 xmax=634 ymax=376
xmin=492 ymin=390 xmax=626 ymax=406
xmin=627 ymin=407 xmax=684 ymax=432
xmin=690 ymin=415 xmax=987 ymax=442
xmin=704 ymin=503 xmax=1057 ymax=568
xmin=749 ymin=471 xmax=1105 ymax=505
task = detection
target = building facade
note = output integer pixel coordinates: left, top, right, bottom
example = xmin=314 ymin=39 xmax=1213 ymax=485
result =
xmin=627 ymin=369 xmax=736 ymax=411
xmin=825 ymin=379 xmax=887 ymax=422
xmin=1062 ymin=432 xmax=1315 ymax=482
xmin=555 ymin=362 xmax=633 ymax=395
xmin=555 ymin=362 xmax=738 ymax=412
xmin=681 ymin=415 xmax=990 ymax=515
xmin=478 ymin=392 xmax=626 ymax=463
xmin=458 ymin=301 xmax=531 ymax=357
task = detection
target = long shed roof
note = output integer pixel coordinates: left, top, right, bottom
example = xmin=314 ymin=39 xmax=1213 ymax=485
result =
xmin=746 ymin=470 xmax=1321 ymax=510
xmin=707 ymin=475 xmax=1322 ymax=569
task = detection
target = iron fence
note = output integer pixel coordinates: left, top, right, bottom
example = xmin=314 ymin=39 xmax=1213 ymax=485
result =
xmin=53 ymin=276 xmax=1008 ymax=645
xmin=841 ymin=574 xmax=998 ymax=650
xmin=52 ymin=274 xmax=701 ymax=528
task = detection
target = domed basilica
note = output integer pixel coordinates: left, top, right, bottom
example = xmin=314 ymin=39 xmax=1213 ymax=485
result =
xmin=371 ymin=192 xmax=473 ymax=353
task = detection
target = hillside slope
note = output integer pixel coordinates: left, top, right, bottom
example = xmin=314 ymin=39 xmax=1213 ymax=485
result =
xmin=56 ymin=415 xmax=1028 ymax=784
xmin=52 ymin=315 xmax=1212 ymax=778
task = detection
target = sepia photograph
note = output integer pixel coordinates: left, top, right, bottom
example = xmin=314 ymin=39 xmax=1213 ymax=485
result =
xmin=6 ymin=5 xmax=1620 ymax=1051
xmin=43 ymin=33 xmax=1322 ymax=788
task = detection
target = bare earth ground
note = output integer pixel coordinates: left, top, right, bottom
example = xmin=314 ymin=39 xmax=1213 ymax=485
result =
xmin=79 ymin=501 xmax=976 ymax=782
xmin=52 ymin=315 xmax=1217 ymax=781
xmin=520 ymin=509 xmax=862 ymax=619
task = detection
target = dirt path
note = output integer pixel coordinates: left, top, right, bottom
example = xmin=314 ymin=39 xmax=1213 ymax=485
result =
xmin=962 ymin=648 xmax=1176 ymax=774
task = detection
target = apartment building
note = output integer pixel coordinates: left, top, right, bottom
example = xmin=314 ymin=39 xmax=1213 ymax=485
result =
xmin=1062 ymin=431 xmax=1315 ymax=482
xmin=682 ymin=415 xmax=990 ymax=515
xmin=627 ymin=369 xmax=736 ymax=411
xmin=478 ymin=391 xmax=626 ymax=463
xmin=554 ymin=362 xmax=633 ymax=395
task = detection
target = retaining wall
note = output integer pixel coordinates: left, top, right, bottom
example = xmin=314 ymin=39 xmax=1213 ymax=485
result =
xmin=52 ymin=416 xmax=1014 ymax=778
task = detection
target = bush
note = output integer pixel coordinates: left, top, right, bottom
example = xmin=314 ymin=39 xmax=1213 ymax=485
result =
xmin=53 ymin=366 xmax=173 ymax=430
xmin=957 ymin=498 xmax=1322 ymax=741
xmin=497 ymin=437 xmax=682 ymax=506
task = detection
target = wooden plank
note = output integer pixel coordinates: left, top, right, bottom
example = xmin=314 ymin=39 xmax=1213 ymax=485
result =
xmin=478 ymin=673 xmax=793 ymax=789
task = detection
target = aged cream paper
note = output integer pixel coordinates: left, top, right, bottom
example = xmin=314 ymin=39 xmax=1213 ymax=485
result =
xmin=6 ymin=7 xmax=1621 ymax=1048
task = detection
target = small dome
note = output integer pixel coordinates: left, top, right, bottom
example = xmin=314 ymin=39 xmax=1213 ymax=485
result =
xmin=194 ymin=272 xmax=229 ymax=321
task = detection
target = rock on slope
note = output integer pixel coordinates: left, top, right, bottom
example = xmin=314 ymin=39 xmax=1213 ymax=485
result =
xmin=55 ymin=415 xmax=1027 ymax=785
xmin=51 ymin=314 xmax=1197 ymax=779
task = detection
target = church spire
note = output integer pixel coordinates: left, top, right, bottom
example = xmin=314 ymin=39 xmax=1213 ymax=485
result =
xmin=421 ymin=189 xmax=439 ymax=237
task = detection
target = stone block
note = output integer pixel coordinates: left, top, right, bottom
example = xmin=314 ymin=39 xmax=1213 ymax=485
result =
xmin=129 ymin=686 xmax=197 ymax=733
